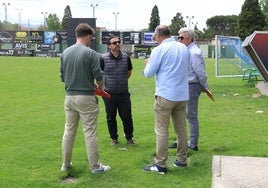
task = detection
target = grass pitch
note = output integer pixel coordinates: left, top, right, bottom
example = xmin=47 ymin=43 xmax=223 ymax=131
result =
xmin=0 ymin=56 xmax=267 ymax=187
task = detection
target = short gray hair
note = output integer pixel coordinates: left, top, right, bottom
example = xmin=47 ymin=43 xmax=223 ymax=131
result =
xmin=178 ymin=27 xmax=195 ymax=40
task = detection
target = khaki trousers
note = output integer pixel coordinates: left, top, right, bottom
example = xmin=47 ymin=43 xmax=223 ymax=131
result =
xmin=154 ymin=96 xmax=188 ymax=167
xmin=62 ymin=95 xmax=100 ymax=170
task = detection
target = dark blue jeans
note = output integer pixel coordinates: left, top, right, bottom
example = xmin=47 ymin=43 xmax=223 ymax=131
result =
xmin=102 ymin=91 xmax=133 ymax=140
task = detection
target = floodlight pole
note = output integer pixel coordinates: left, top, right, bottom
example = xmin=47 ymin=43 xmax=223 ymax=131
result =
xmin=90 ymin=4 xmax=98 ymax=18
xmin=193 ymin=22 xmax=198 ymax=30
xmin=17 ymin=9 xmax=23 ymax=30
xmin=41 ymin=11 xmax=48 ymax=28
xmin=2 ymin=2 xmax=10 ymax=29
xmin=113 ymin=12 xmax=119 ymax=31
xmin=186 ymin=16 xmax=194 ymax=29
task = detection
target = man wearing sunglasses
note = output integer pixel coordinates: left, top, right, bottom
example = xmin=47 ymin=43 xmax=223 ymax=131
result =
xmin=100 ymin=36 xmax=135 ymax=146
xmin=169 ymin=27 xmax=209 ymax=151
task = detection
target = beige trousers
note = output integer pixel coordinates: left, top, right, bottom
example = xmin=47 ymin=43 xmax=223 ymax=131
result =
xmin=154 ymin=96 xmax=188 ymax=167
xmin=62 ymin=95 xmax=100 ymax=170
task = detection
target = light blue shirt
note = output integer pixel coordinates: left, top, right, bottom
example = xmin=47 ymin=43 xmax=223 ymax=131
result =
xmin=188 ymin=42 xmax=208 ymax=89
xmin=143 ymin=37 xmax=190 ymax=101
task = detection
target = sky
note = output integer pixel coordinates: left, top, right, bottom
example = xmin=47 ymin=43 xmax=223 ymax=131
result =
xmin=1 ymin=0 xmax=246 ymax=30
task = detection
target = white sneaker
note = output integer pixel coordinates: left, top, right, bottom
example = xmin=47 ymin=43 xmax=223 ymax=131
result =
xmin=61 ymin=162 xmax=72 ymax=171
xmin=92 ymin=163 xmax=111 ymax=174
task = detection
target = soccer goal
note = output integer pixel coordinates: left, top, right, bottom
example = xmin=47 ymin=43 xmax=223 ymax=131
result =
xmin=215 ymin=35 xmax=256 ymax=78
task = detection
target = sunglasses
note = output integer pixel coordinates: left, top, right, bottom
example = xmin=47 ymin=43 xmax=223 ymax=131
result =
xmin=108 ymin=41 xmax=121 ymax=45
xmin=178 ymin=36 xmax=184 ymax=40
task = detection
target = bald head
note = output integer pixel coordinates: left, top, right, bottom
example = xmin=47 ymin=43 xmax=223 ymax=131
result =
xmin=153 ymin=25 xmax=171 ymax=44
xmin=154 ymin=25 xmax=171 ymax=37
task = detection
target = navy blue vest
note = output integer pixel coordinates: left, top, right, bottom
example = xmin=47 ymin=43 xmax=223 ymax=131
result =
xmin=101 ymin=52 xmax=129 ymax=93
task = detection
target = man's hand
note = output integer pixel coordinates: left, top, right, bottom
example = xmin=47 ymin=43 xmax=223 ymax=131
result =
xmin=96 ymin=80 xmax=103 ymax=90
xmin=145 ymin=58 xmax=150 ymax=65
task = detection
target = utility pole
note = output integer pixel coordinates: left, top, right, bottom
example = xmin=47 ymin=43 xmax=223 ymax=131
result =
xmin=113 ymin=12 xmax=119 ymax=31
xmin=186 ymin=16 xmax=194 ymax=29
xmin=41 ymin=11 xmax=48 ymax=29
xmin=17 ymin=9 xmax=23 ymax=30
xmin=2 ymin=2 xmax=10 ymax=29
xmin=90 ymin=4 xmax=98 ymax=18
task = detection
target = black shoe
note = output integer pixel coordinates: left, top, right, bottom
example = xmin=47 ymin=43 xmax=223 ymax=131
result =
xmin=173 ymin=159 xmax=187 ymax=168
xmin=111 ymin=139 xmax=118 ymax=145
xmin=168 ymin=142 xmax=177 ymax=148
xmin=188 ymin=145 xmax=198 ymax=151
xmin=127 ymin=139 xmax=135 ymax=145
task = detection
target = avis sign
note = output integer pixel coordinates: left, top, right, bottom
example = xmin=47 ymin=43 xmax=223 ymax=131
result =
xmin=242 ymin=31 xmax=268 ymax=81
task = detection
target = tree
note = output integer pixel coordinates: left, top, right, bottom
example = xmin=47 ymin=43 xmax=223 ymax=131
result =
xmin=148 ymin=5 xmax=160 ymax=32
xmin=0 ymin=21 xmax=3 ymax=29
xmin=260 ymin=0 xmax=268 ymax=29
xmin=169 ymin=12 xmax=186 ymax=35
xmin=237 ymin=0 xmax=265 ymax=40
xmin=0 ymin=20 xmax=19 ymax=30
xmin=205 ymin=15 xmax=238 ymax=38
xmin=46 ymin=13 xmax=61 ymax=30
xmin=194 ymin=30 xmax=207 ymax=41
xmin=61 ymin=5 xmax=72 ymax=30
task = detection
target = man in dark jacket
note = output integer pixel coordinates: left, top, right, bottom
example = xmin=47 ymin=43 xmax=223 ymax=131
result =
xmin=100 ymin=35 xmax=134 ymax=146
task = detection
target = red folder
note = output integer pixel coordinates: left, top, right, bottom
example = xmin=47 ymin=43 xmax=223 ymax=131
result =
xmin=94 ymin=85 xmax=111 ymax=99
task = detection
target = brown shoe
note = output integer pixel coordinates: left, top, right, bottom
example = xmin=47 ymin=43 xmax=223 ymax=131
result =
xmin=111 ymin=139 xmax=118 ymax=145
xmin=127 ymin=139 xmax=135 ymax=145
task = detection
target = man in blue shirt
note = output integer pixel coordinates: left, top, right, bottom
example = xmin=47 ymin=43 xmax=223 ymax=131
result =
xmin=142 ymin=25 xmax=190 ymax=174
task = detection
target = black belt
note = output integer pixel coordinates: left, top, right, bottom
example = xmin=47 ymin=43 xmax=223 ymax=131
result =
xmin=189 ymin=82 xmax=199 ymax=84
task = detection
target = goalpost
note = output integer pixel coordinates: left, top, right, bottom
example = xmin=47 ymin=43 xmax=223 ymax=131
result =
xmin=215 ymin=35 xmax=256 ymax=78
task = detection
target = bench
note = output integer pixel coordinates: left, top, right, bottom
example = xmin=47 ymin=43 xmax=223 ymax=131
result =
xmin=242 ymin=69 xmax=262 ymax=85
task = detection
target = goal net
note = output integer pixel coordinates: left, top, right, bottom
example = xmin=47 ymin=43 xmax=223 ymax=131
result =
xmin=215 ymin=35 xmax=255 ymax=77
